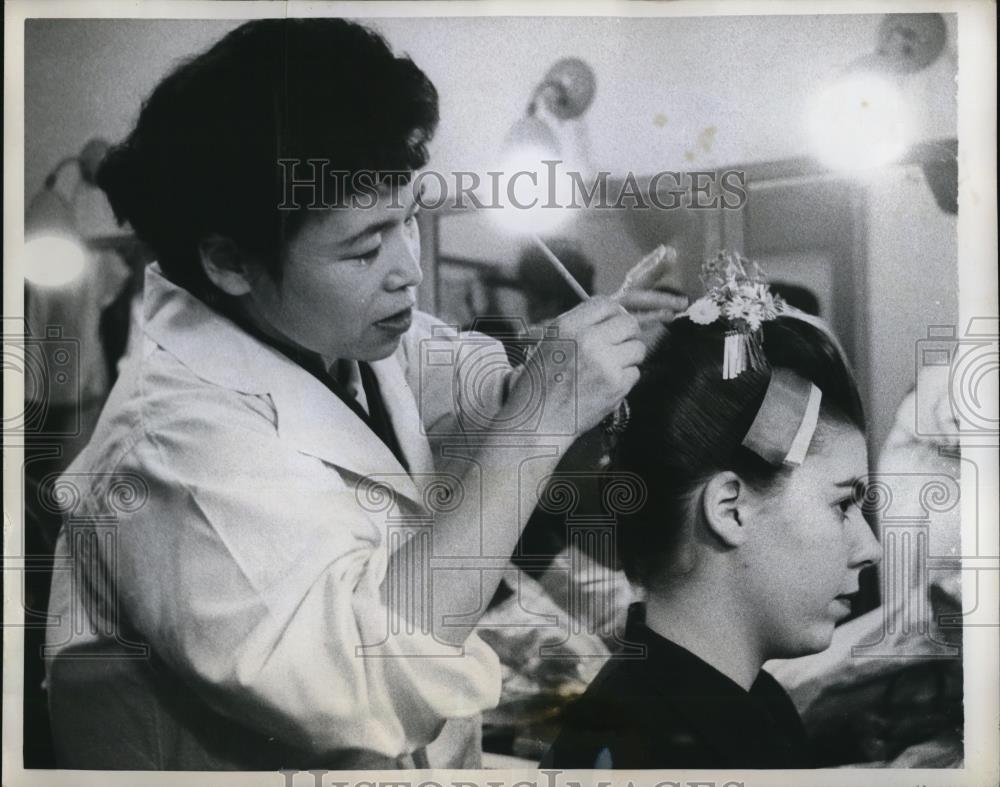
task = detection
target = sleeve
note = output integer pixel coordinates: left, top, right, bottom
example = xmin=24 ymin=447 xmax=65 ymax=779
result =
xmin=111 ymin=390 xmax=501 ymax=758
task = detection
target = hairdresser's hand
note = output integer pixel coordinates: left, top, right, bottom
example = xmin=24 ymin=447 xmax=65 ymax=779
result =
xmin=612 ymin=244 xmax=689 ymax=349
xmin=616 ymin=287 xmax=690 ymax=349
xmin=510 ymin=297 xmax=644 ymax=436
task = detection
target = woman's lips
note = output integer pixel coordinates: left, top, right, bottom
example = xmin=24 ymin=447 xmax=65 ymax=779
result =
xmin=832 ymin=594 xmax=854 ymax=617
xmin=374 ymin=307 xmax=413 ymax=333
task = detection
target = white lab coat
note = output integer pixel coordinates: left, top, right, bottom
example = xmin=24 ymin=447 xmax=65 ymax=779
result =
xmin=45 ymin=264 xmax=505 ymax=769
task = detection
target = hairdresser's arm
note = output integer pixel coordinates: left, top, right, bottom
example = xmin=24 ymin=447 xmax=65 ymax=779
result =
xmin=385 ymin=297 xmax=644 ymax=645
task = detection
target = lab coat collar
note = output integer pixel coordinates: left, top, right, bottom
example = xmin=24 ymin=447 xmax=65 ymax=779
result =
xmin=142 ymin=264 xmax=430 ymax=508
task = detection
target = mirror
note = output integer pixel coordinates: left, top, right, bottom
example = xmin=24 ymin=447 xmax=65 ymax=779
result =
xmin=419 ymin=146 xmax=959 ymax=460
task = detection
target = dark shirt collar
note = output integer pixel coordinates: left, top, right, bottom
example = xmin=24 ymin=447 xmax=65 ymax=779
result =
xmin=623 ymin=602 xmax=811 ymax=768
xmin=625 ymin=602 xmax=753 ymax=696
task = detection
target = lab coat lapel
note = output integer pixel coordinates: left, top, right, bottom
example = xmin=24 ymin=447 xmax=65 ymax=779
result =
xmin=142 ymin=264 xmax=424 ymax=509
xmin=269 ymin=369 xmax=423 ymax=508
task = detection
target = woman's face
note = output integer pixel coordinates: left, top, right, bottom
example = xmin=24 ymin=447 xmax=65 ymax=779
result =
xmin=240 ymin=181 xmax=424 ymax=362
xmin=743 ymin=419 xmax=881 ymax=659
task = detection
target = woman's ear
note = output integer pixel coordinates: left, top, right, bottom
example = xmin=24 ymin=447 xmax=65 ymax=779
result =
xmin=701 ymin=471 xmax=750 ymax=548
xmin=198 ymin=234 xmax=256 ymax=296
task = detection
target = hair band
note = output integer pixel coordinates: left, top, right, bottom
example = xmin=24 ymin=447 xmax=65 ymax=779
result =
xmin=742 ymin=368 xmax=823 ymax=467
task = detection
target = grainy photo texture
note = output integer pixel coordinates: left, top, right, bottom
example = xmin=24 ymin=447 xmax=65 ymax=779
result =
xmin=4 ymin=3 xmax=998 ymax=787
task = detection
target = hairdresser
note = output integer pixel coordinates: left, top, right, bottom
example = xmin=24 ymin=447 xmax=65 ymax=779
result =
xmin=45 ymin=18 xmax=683 ymax=771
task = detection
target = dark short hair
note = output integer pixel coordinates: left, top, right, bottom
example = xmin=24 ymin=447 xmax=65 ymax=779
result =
xmin=97 ymin=19 xmax=439 ymax=302
xmin=613 ymin=314 xmax=865 ymax=588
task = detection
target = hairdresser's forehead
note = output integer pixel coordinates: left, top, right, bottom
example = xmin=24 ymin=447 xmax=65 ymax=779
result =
xmin=295 ymin=179 xmax=418 ymax=247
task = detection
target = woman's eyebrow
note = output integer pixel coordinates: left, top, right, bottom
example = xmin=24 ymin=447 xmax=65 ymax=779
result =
xmin=340 ymin=197 xmax=420 ymax=248
xmin=340 ymin=218 xmax=395 ymax=248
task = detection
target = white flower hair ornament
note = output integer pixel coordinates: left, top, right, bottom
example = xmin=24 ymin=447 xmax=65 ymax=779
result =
xmin=680 ymin=251 xmax=786 ymax=379
xmin=679 ymin=252 xmax=826 ymax=468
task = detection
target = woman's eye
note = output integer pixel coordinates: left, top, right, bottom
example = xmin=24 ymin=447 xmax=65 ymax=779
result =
xmin=355 ymin=247 xmax=381 ymax=264
xmin=837 ymin=498 xmax=854 ymax=520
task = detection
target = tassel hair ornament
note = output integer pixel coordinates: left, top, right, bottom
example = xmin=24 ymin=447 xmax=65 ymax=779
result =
xmin=680 ymin=251 xmax=784 ymax=380
xmin=679 ymin=251 xmax=825 ymax=467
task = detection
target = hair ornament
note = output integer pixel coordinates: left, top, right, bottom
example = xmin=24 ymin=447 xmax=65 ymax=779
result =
xmin=681 ymin=251 xmax=786 ymax=379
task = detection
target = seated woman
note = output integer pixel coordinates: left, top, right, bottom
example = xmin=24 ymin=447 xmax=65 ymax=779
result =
xmin=543 ymin=255 xmax=881 ymax=769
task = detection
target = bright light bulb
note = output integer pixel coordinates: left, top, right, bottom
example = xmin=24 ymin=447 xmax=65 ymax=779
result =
xmin=488 ymin=146 xmax=577 ymax=235
xmin=25 ymin=234 xmax=88 ymax=288
xmin=807 ymin=71 xmax=913 ymax=172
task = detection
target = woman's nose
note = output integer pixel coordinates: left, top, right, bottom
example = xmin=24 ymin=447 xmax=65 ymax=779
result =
xmin=849 ymin=515 xmax=882 ymax=569
xmin=384 ymin=236 xmax=423 ymax=291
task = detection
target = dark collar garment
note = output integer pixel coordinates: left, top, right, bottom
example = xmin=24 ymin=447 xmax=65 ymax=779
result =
xmin=542 ymin=604 xmax=813 ymax=769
